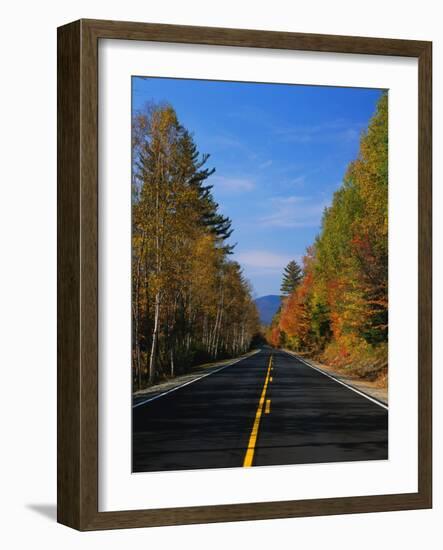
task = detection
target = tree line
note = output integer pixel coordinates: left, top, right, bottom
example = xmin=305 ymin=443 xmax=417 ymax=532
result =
xmin=132 ymin=103 xmax=260 ymax=389
xmin=267 ymin=93 xmax=388 ymax=382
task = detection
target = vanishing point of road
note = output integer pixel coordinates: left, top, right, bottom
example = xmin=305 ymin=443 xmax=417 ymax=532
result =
xmin=132 ymin=347 xmax=388 ymax=472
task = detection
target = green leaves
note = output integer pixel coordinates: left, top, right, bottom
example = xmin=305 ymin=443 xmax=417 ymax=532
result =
xmin=280 ymin=260 xmax=303 ymax=295
xmin=270 ymin=93 xmax=388 ymax=381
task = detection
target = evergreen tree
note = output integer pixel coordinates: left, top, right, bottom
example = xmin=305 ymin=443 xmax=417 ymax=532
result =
xmin=280 ymin=260 xmax=303 ymax=295
xmin=273 ymin=93 xmax=388 ymax=382
xmin=178 ymin=129 xmax=234 ymax=253
xmin=131 ymin=103 xmax=259 ymax=389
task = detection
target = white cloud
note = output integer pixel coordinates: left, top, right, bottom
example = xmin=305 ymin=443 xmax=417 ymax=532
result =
xmin=273 ymin=120 xmax=365 ymax=144
xmin=260 ymin=195 xmax=329 ymax=228
xmin=208 ymin=134 xmax=258 ymax=159
xmin=225 ymin=110 xmax=365 ymax=145
xmin=289 ymin=175 xmax=306 ymax=186
xmin=235 ymin=250 xmax=296 ymax=272
xmin=212 ymin=176 xmax=255 ymax=194
xmin=209 ymin=135 xmax=244 ymax=149
xmin=259 ymin=160 xmax=273 ymax=169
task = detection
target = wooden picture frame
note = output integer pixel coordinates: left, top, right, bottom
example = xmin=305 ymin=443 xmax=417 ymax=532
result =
xmin=57 ymin=18 xmax=432 ymax=530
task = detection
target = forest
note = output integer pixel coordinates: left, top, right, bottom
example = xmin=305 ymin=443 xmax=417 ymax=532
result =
xmin=266 ymin=93 xmax=388 ymax=384
xmin=132 ymin=104 xmax=260 ymax=390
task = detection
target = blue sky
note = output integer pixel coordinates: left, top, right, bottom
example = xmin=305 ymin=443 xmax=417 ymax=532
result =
xmin=132 ymin=77 xmax=383 ymax=297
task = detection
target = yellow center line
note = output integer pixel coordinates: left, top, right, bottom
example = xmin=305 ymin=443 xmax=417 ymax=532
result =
xmin=243 ymin=354 xmax=273 ymax=467
xmin=265 ymin=399 xmax=271 ymax=414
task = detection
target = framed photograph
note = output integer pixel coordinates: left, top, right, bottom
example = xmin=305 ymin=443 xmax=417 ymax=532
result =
xmin=57 ymin=19 xmax=432 ymax=530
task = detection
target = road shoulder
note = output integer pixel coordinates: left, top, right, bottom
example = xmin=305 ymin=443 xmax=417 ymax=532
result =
xmin=283 ymin=349 xmax=388 ymax=406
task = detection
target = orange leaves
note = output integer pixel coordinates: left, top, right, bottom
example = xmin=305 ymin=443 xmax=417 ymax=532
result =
xmin=267 ymin=326 xmax=282 ymax=348
xmin=271 ymin=94 xmax=388 ymax=373
xmin=278 ymin=261 xmax=314 ymax=349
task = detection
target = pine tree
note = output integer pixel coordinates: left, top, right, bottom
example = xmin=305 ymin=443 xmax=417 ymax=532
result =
xmin=178 ymin=129 xmax=234 ymax=253
xmin=274 ymin=93 xmax=388 ymax=379
xmin=131 ymin=103 xmax=259 ymax=389
xmin=280 ymin=260 xmax=303 ymax=295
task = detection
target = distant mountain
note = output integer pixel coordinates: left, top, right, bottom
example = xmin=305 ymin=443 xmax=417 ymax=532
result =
xmin=254 ymin=295 xmax=281 ymax=326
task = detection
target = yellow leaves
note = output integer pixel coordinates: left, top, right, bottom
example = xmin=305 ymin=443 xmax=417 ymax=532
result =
xmin=274 ymin=93 xmax=388 ymax=360
xmin=131 ymin=103 xmax=260 ymax=384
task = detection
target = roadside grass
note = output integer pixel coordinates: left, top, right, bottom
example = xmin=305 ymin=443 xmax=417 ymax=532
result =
xmin=292 ymin=337 xmax=388 ymax=388
xmin=319 ymin=338 xmax=388 ymax=388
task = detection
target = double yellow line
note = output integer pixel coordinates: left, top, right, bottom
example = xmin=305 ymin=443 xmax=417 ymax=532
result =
xmin=243 ymin=354 xmax=273 ymax=467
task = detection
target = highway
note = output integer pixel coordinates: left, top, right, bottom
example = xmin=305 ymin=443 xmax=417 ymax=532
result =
xmin=132 ymin=347 xmax=388 ymax=472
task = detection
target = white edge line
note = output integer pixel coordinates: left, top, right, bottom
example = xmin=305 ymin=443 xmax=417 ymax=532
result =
xmin=283 ymin=350 xmax=389 ymax=411
xmin=133 ymin=348 xmax=261 ymax=409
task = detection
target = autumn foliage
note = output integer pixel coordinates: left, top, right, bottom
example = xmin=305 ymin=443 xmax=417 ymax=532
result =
xmin=132 ymin=104 xmax=260 ymax=389
xmin=267 ymin=94 xmax=388 ymax=383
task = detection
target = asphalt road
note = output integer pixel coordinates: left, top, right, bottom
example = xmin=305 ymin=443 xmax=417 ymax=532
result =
xmin=132 ymin=347 xmax=388 ymax=472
